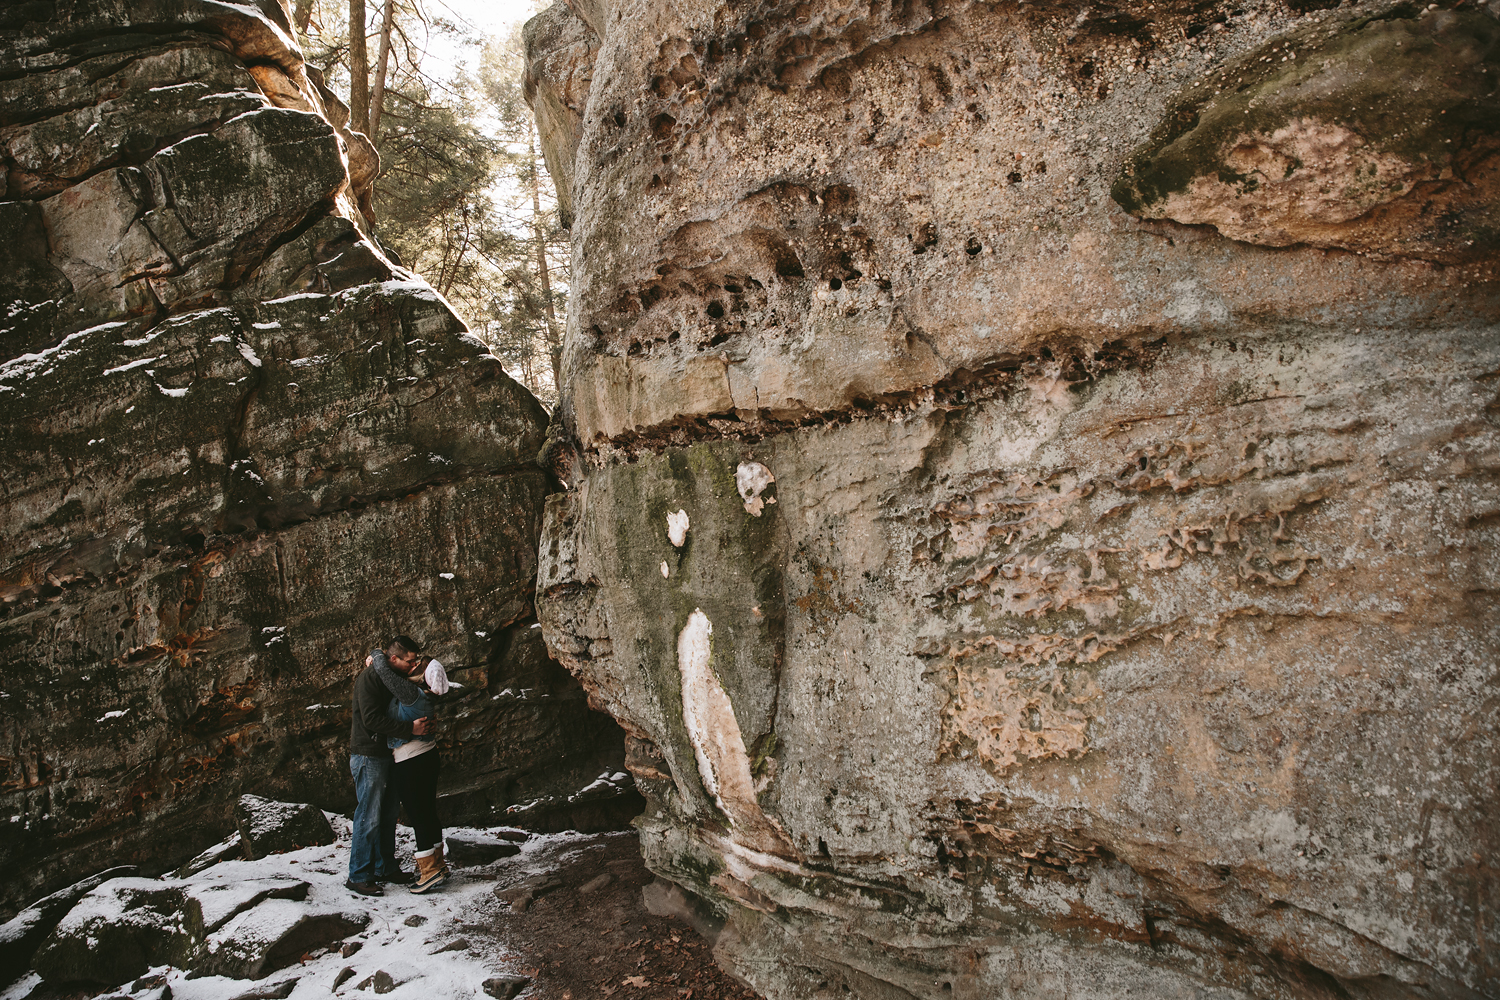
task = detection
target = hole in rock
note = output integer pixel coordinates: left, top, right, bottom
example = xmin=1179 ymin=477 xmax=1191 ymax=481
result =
xmin=612 ymin=110 xmax=627 ymax=127
xmin=774 ymin=253 xmax=804 ymax=279
xmin=965 ymin=238 xmax=982 ymax=255
xmin=706 ymin=301 xmax=725 ymax=319
xmin=828 ymin=278 xmax=842 ymax=290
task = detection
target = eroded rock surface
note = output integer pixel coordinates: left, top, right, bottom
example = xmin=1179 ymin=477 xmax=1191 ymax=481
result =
xmin=0 ymin=0 xmax=633 ymax=918
xmin=528 ymin=0 xmax=1499 ymax=997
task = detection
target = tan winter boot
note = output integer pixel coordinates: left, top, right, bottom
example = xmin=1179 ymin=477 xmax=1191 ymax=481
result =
xmin=410 ymin=845 xmax=450 ymax=894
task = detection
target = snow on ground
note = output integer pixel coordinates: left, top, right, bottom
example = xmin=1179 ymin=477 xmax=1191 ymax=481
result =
xmin=84 ymin=817 xmax=597 ymax=1000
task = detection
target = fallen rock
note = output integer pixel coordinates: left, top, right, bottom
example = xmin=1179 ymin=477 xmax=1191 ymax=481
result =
xmin=340 ymin=941 xmax=363 ymax=958
xmin=0 ymin=866 xmax=137 ymax=983
xmin=445 ymin=831 xmax=523 ymax=867
xmin=175 ymin=832 xmax=244 ymax=878
xmin=32 ymin=878 xmax=204 ymax=987
xmin=492 ymin=827 xmax=531 ymax=844
xmin=227 ymin=978 xmax=298 ymax=1000
xmin=234 ymin=796 xmax=335 ymax=860
xmin=332 ymin=967 xmax=357 ymax=990
xmin=184 ymin=877 xmax=310 ymax=933
xmin=196 ymin=900 xmax=367 ymax=980
xmin=99 ymin=986 xmax=170 ymax=1000
xmin=429 ymin=938 xmax=470 ymax=954
xmin=356 ymin=962 xmax=421 ymax=994
xmin=494 ymin=874 xmax=562 ymax=913
xmin=402 ymin=914 xmax=426 ymax=927
xmin=578 ymin=873 xmax=613 ymax=894
xmin=482 ymin=975 xmax=531 ymax=1000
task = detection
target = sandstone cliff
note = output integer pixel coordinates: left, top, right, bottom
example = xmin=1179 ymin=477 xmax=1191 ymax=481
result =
xmin=0 ymin=0 xmax=634 ymax=918
xmin=528 ymin=0 xmax=1499 ymax=997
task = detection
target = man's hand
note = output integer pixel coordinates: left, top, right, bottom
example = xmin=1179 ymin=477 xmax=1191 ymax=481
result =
xmin=412 ymin=717 xmax=431 ymax=736
xmin=364 ymin=655 xmax=373 ymax=668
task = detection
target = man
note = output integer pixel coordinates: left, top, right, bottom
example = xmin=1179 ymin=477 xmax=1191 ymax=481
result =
xmin=346 ymin=634 xmax=430 ymax=896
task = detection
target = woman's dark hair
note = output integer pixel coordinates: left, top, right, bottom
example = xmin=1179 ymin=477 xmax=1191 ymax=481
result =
xmin=389 ymin=634 xmax=423 ymax=656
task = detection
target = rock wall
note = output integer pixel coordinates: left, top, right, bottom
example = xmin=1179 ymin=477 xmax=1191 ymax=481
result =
xmin=528 ymin=0 xmax=1499 ymax=997
xmin=0 ymin=0 xmax=635 ymax=919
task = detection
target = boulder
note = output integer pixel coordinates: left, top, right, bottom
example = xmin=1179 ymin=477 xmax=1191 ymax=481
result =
xmin=482 ymin=975 xmax=531 ymax=1000
xmin=234 ymin=796 xmax=334 ymax=860
xmin=0 ymin=0 xmax=628 ymax=920
xmin=196 ymin=900 xmax=368 ymax=980
xmin=444 ymin=831 xmax=522 ymax=867
xmin=0 ymin=866 xmax=136 ymax=983
xmin=32 ymin=878 xmax=203 ymax=987
xmin=526 ymin=0 xmax=1500 ymax=996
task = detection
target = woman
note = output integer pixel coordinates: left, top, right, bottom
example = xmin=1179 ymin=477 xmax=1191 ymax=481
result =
xmin=370 ymin=644 xmax=451 ymax=893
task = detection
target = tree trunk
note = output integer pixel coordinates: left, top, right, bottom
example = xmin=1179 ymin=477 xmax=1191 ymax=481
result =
xmin=369 ymin=0 xmax=394 ymax=140
xmin=293 ymin=0 xmax=313 ymax=34
xmin=530 ymin=128 xmax=562 ymax=394
xmin=348 ymin=0 xmax=370 ymax=136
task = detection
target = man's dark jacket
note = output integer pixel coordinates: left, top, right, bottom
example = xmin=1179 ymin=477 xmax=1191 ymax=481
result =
xmin=350 ymin=664 xmax=414 ymax=757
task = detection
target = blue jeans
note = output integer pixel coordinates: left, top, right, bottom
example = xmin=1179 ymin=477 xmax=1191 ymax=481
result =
xmin=349 ymin=754 xmax=399 ymax=882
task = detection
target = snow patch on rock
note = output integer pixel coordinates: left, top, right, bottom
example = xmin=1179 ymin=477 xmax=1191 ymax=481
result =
xmin=734 ymin=462 xmax=776 ymax=516
xmin=666 ymin=509 xmax=690 ymax=548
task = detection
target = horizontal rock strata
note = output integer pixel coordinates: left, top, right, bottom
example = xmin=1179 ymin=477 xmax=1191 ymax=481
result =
xmin=0 ymin=0 xmax=633 ymax=918
xmin=528 ymin=0 xmax=1499 ymax=997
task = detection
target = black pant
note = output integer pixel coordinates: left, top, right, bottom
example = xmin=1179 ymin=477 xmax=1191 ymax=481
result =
xmin=393 ymin=748 xmax=442 ymax=853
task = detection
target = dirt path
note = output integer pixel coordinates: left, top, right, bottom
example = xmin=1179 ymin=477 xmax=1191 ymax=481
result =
xmin=473 ymin=831 xmax=759 ymax=1000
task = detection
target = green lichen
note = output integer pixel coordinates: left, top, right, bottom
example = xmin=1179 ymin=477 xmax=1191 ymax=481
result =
xmin=1112 ymin=2 xmax=1500 ymax=215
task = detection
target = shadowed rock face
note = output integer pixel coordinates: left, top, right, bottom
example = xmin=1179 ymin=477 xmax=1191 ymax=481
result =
xmin=526 ymin=0 xmax=1499 ymax=997
xmin=0 ymin=0 xmax=635 ymax=918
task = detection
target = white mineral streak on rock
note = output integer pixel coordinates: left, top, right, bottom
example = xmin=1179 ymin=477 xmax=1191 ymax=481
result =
xmin=677 ymin=610 xmax=793 ymax=857
xmin=735 ymin=462 xmax=776 ymax=516
xmin=666 ymin=508 xmax=690 ymax=547
xmin=677 ymin=610 xmax=727 ymax=812
xmin=660 ymin=560 xmax=670 ymax=578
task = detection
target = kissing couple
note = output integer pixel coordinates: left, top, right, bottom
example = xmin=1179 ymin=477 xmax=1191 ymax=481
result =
xmin=346 ymin=633 xmax=452 ymax=896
